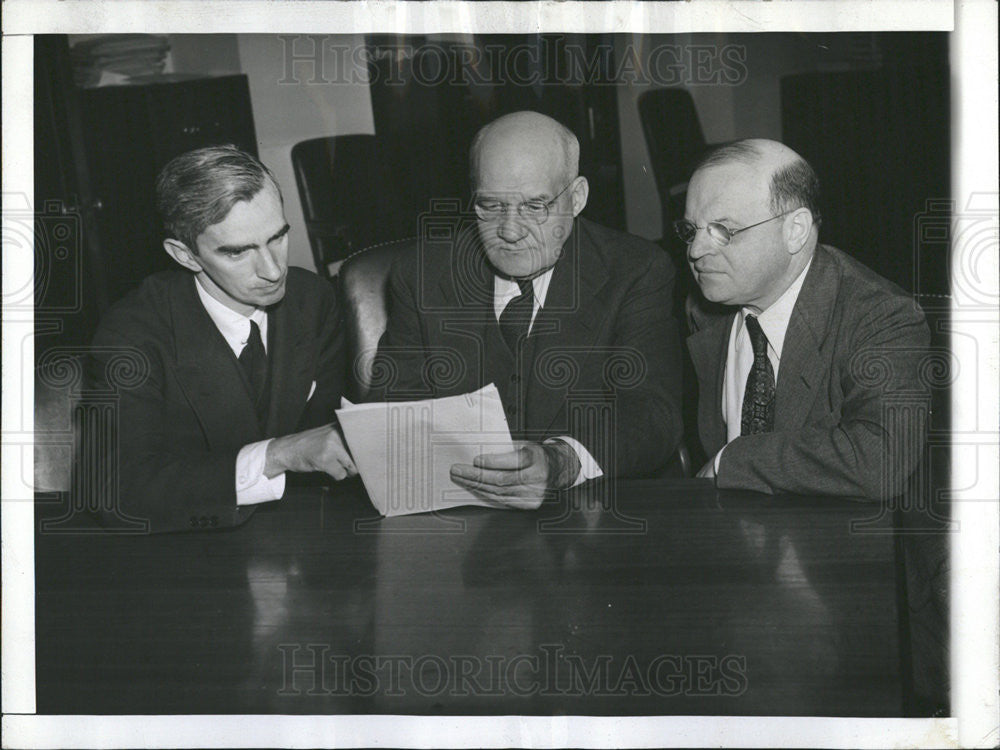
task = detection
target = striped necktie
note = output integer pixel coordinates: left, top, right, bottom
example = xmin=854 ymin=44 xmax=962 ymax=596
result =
xmin=498 ymin=279 xmax=534 ymax=352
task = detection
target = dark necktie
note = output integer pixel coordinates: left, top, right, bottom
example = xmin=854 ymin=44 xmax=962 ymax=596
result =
xmin=238 ymin=319 xmax=268 ymax=407
xmin=498 ymin=279 xmax=534 ymax=352
xmin=740 ymin=314 xmax=775 ymax=436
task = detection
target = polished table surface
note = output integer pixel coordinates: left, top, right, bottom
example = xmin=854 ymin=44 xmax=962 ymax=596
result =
xmin=35 ymin=478 xmax=903 ymax=716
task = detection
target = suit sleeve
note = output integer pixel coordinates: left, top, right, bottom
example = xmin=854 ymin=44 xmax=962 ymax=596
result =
xmin=716 ymin=295 xmax=931 ymax=499
xmin=84 ymin=324 xmax=251 ymax=534
xmin=365 ymin=254 xmax=434 ymax=402
xmin=598 ymin=251 xmax=685 ymax=477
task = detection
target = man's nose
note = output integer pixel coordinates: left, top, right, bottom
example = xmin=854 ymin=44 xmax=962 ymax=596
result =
xmin=686 ymin=229 xmax=715 ymax=262
xmin=255 ymin=247 xmax=283 ymax=280
xmin=496 ymin=210 xmax=528 ymax=243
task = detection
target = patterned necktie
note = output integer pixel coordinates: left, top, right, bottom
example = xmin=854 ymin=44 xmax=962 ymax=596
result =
xmin=498 ymin=279 xmax=534 ymax=352
xmin=238 ymin=319 xmax=268 ymax=407
xmin=740 ymin=314 xmax=775 ymax=436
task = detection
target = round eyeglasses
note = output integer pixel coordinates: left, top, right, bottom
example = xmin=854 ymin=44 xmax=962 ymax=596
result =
xmin=474 ymin=181 xmax=574 ymax=225
xmin=673 ymin=209 xmax=798 ymax=247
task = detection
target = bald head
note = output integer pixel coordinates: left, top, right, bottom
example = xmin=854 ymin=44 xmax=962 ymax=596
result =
xmin=469 ymin=111 xmax=589 ymax=279
xmin=694 ymin=138 xmax=822 ymax=223
xmin=684 ymin=139 xmax=821 ymax=311
xmin=470 ymin=111 xmax=580 ymax=190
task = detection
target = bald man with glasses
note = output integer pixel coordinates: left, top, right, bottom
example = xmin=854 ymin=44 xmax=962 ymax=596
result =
xmin=369 ymin=111 xmax=684 ymax=508
xmin=683 ymin=139 xmax=930 ymax=499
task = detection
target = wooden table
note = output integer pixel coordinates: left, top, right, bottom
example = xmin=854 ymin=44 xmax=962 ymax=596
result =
xmin=35 ymin=478 xmax=903 ymax=716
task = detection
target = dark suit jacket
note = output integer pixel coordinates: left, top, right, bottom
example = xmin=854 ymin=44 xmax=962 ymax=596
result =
xmin=85 ymin=268 xmax=346 ymax=533
xmin=687 ymin=243 xmax=930 ymax=499
xmin=368 ymin=216 xmax=684 ymax=477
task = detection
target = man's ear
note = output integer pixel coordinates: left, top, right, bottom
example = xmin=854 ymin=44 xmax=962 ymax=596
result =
xmin=570 ymin=176 xmax=589 ymax=218
xmin=783 ymin=207 xmax=813 ymax=255
xmin=163 ymin=238 xmax=203 ymax=273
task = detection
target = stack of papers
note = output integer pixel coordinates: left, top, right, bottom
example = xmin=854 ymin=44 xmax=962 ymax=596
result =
xmin=70 ymin=35 xmax=170 ymax=87
xmin=337 ymin=384 xmax=514 ymax=517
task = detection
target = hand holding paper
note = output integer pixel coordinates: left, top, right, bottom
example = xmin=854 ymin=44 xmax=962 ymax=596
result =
xmin=336 ymin=384 xmax=517 ymax=516
xmin=450 ymin=439 xmax=582 ymax=510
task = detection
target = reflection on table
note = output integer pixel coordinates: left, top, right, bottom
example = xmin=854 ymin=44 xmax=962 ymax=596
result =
xmin=35 ymin=478 xmax=903 ymax=715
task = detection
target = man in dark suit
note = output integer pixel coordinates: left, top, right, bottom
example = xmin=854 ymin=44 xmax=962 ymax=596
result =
xmin=86 ymin=145 xmax=356 ymax=533
xmin=370 ymin=111 xmax=684 ymax=508
xmin=681 ymin=139 xmax=930 ymax=498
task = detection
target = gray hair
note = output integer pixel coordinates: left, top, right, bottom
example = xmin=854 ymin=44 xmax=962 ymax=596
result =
xmin=155 ymin=145 xmax=281 ymax=252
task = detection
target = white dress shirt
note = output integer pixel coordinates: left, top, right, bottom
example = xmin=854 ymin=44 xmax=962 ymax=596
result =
xmin=194 ymin=277 xmax=286 ymax=505
xmin=714 ymin=259 xmax=813 ymax=472
xmin=493 ymin=271 xmax=603 ymax=486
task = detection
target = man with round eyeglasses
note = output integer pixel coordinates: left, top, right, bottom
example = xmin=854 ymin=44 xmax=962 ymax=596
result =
xmin=683 ymin=138 xmax=930 ymax=499
xmin=371 ymin=111 xmax=684 ymax=509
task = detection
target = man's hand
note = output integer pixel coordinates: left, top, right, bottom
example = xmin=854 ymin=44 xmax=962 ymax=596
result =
xmin=449 ymin=439 xmax=581 ymax=510
xmin=265 ymin=424 xmax=357 ymax=481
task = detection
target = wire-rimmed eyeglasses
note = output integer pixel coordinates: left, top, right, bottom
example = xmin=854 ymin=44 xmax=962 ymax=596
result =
xmin=673 ymin=208 xmax=799 ymax=247
xmin=474 ymin=181 xmax=574 ymax=225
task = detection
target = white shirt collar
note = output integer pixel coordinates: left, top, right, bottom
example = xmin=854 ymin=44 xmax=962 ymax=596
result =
xmin=493 ymin=268 xmax=555 ymax=322
xmin=194 ymin=276 xmax=268 ymax=358
xmin=722 ymin=256 xmax=813 ymax=443
xmin=738 ymin=256 xmax=813 ymax=362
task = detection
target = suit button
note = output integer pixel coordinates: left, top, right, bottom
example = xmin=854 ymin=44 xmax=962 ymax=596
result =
xmin=510 ymin=373 xmax=520 ymax=384
xmin=506 ymin=403 xmax=517 ymax=416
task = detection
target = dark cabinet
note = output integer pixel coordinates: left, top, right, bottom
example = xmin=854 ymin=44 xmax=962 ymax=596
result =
xmin=78 ymin=74 xmax=258 ymax=305
xmin=781 ymin=60 xmax=949 ymax=296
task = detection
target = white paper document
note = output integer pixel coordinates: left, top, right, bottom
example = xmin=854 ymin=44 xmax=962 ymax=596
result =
xmin=336 ymin=384 xmax=515 ymax=516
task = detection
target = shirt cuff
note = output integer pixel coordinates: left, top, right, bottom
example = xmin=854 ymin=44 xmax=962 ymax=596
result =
xmin=236 ymin=439 xmax=286 ymax=506
xmin=713 ymin=446 xmax=725 ymax=476
xmin=546 ymin=435 xmax=604 ymax=488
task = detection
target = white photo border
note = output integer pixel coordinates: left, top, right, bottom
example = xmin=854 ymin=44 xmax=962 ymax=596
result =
xmin=3 ymin=1 xmax=996 ymax=748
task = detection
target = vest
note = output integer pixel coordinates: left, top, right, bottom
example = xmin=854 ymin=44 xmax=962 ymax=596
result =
xmin=482 ymin=319 xmax=538 ymax=442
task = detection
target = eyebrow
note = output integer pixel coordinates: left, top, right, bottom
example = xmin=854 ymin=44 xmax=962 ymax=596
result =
xmin=214 ymin=223 xmax=290 ymax=255
xmin=476 ymin=193 xmax=552 ymax=203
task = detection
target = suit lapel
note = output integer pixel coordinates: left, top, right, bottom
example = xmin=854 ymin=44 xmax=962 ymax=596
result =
xmin=774 ymin=245 xmax=838 ymax=431
xmin=687 ymin=311 xmax=733 ymax=455
xmin=526 ymin=220 xmax=610 ymax=434
xmin=435 ymin=227 xmax=494 ymax=394
xmin=265 ymin=292 xmax=315 ymax=436
xmin=170 ymin=276 xmax=262 ymax=446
